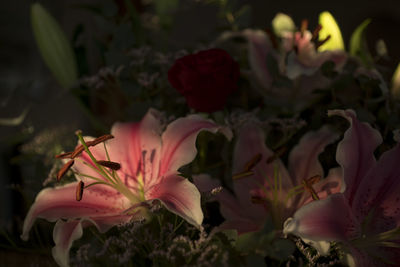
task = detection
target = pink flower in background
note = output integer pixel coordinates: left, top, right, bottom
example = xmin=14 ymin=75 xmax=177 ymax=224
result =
xmin=281 ymin=27 xmax=347 ymax=79
xmin=21 ymin=109 xmax=231 ymax=267
xmin=195 ymin=122 xmax=342 ymax=234
xmin=284 ymin=110 xmax=400 ymax=266
xmin=168 ymin=48 xmax=240 ymax=113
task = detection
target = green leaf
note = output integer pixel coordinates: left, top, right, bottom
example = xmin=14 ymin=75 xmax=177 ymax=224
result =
xmin=31 ymin=3 xmax=78 ymax=89
xmin=349 ymin=19 xmax=372 ymax=64
xmin=272 ymin=13 xmax=295 ymax=37
xmin=0 ymin=107 xmax=29 ymax=126
xmin=154 ymin=0 xmax=179 ymax=28
xmin=318 ymin=11 xmax=345 ymax=51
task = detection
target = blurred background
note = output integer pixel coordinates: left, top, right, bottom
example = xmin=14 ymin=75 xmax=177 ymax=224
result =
xmin=1 ymin=0 xmax=400 ymax=265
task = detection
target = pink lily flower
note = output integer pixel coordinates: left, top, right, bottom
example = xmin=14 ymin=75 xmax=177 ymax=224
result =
xmin=284 ymin=109 xmax=400 ymax=266
xmin=281 ymin=26 xmax=347 ymax=79
xmin=195 ymin=122 xmax=342 ymax=235
xmin=21 ymin=109 xmax=231 ymax=267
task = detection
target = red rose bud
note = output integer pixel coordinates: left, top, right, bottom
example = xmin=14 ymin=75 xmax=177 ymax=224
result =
xmin=168 ymin=48 xmax=240 ymax=113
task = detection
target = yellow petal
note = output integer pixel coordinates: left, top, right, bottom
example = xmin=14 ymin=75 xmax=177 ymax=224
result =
xmin=318 ymin=11 xmax=345 ymax=51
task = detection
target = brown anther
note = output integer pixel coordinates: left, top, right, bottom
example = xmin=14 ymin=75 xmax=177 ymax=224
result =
xmin=302 ymin=175 xmax=321 ymax=200
xmin=76 ymin=181 xmax=84 ymax=201
xmin=232 ymin=170 xmax=254 ymax=180
xmin=70 ymin=145 xmax=86 ymax=158
xmin=244 ymin=153 xmax=262 ymax=172
xmin=251 ymin=195 xmax=265 ymax=204
xmin=316 ymin=35 xmax=331 ymax=49
xmin=55 ymin=152 xmax=73 ymax=159
xmin=57 ymin=160 xmax=74 ymax=181
xmin=266 ymin=146 xmax=287 ymax=164
xmin=304 ymin=175 xmax=321 ymax=185
xmin=97 ymin=160 xmax=121 ymax=170
xmin=311 ymin=24 xmax=322 ymax=42
xmin=90 ymin=134 xmax=114 ymax=146
xmin=300 ymin=19 xmax=308 ymax=37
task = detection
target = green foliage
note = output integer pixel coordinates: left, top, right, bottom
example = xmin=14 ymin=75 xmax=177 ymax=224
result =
xmin=349 ymin=19 xmax=373 ymax=65
xmin=236 ymin=220 xmax=295 ymax=263
xmin=31 ymin=3 xmax=78 ymax=89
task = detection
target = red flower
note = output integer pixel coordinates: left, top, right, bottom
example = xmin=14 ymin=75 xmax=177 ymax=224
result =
xmin=168 ymin=48 xmax=240 ymax=113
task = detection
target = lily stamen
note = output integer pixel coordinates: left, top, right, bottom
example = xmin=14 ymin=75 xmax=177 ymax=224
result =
xmin=76 ymin=181 xmax=84 ymax=201
xmin=300 ymin=19 xmax=308 ymax=37
xmin=55 ymin=152 xmax=73 ymax=159
xmin=57 ymin=159 xmax=74 ymax=181
xmin=266 ymin=146 xmax=287 ymax=164
xmin=302 ymin=175 xmax=321 ymax=200
xmin=311 ymin=24 xmax=322 ymax=42
xmin=97 ymin=160 xmax=121 ymax=170
xmin=316 ymin=35 xmax=331 ymax=49
xmin=244 ymin=153 xmax=262 ymax=171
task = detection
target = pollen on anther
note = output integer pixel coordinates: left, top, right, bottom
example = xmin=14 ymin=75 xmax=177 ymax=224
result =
xmin=76 ymin=181 xmax=84 ymax=201
xmin=55 ymin=152 xmax=73 ymax=159
xmin=57 ymin=160 xmax=74 ymax=181
xmin=97 ymin=160 xmax=121 ymax=170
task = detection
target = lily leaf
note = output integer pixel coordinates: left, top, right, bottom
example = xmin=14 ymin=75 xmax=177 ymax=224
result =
xmin=0 ymin=107 xmax=29 ymax=126
xmin=349 ymin=19 xmax=373 ymax=65
xmin=317 ymin=11 xmax=345 ymax=51
xmin=31 ymin=3 xmax=78 ymax=89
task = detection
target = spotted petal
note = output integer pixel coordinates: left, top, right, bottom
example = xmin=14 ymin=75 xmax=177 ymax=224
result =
xmin=352 ymin=142 xmax=400 ymax=232
xmin=21 ymin=183 xmax=131 ymax=241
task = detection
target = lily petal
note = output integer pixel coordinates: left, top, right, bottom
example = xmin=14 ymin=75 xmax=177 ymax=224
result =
xmin=52 ymin=220 xmax=83 ymax=267
xmin=300 ymin=167 xmax=344 ymax=207
xmin=21 ymin=183 xmax=130 ymax=241
xmin=353 ymin=142 xmax=400 ymax=231
xmin=107 ymin=109 xmax=163 ymax=182
xmin=289 ymin=125 xmax=339 ymax=185
xmin=159 ymin=115 xmax=232 ymax=176
xmin=243 ymin=29 xmax=274 ymax=89
xmin=148 ymin=174 xmax=203 ymax=227
xmin=233 ymin=122 xmax=292 ymax=190
xmin=283 ymin=194 xmax=359 ymax=245
xmin=193 ymin=174 xmax=264 ymax=234
xmin=328 ymin=109 xmax=382 ymax=205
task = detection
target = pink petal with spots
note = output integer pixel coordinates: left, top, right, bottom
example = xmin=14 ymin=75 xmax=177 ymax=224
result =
xmin=289 ymin=125 xmax=339 ymax=185
xmin=21 ymin=183 xmax=131 ymax=241
xmin=159 ymin=115 xmax=232 ymax=176
xmin=107 ymin=109 xmax=163 ymax=186
xmin=328 ymin=109 xmax=382 ymax=205
xmin=148 ymin=174 xmax=203 ymax=227
xmin=52 ymin=220 xmax=83 ymax=267
xmin=283 ymin=194 xmax=359 ymax=243
xmin=352 ymin=143 xmax=400 ymax=232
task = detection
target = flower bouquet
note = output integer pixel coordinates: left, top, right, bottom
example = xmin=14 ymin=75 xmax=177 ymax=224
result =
xmin=3 ymin=1 xmax=400 ymax=266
